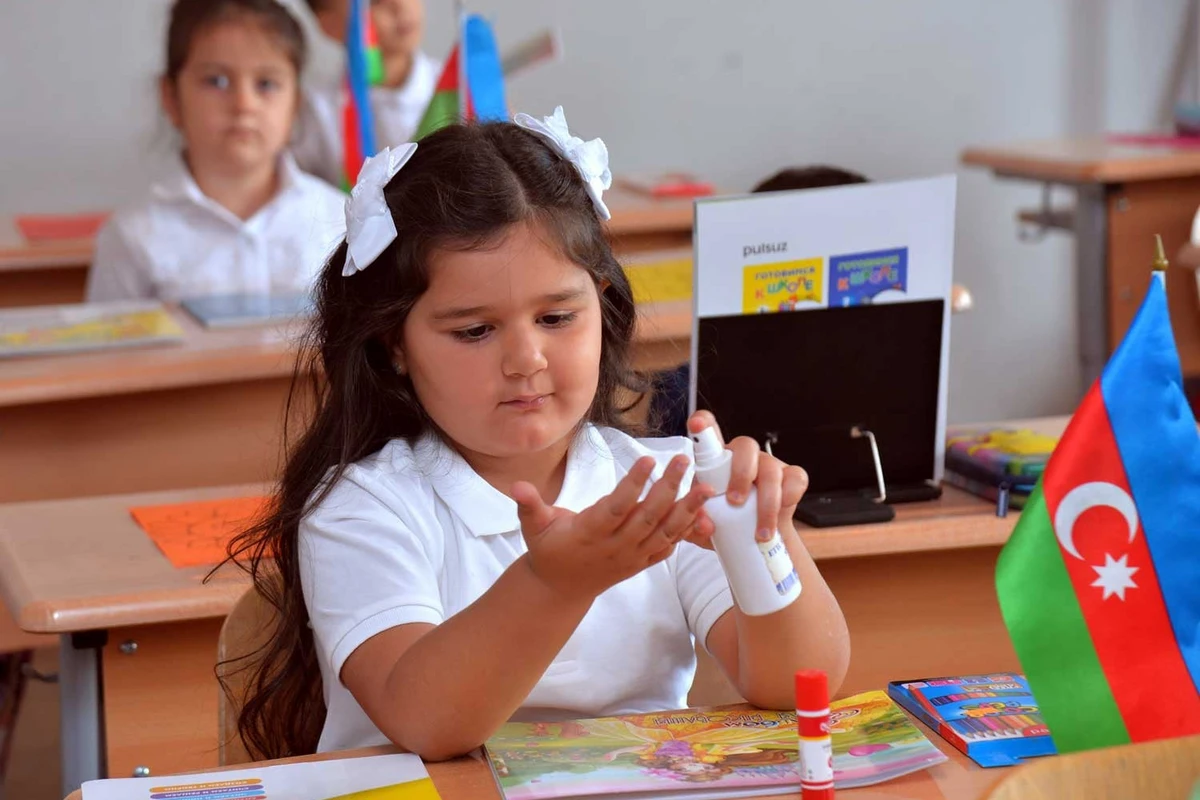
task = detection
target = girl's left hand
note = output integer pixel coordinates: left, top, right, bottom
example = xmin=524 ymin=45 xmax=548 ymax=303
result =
xmin=685 ymin=410 xmax=809 ymax=549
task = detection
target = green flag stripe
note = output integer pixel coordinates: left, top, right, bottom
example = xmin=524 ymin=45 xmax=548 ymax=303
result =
xmin=995 ymin=485 xmax=1131 ymax=752
xmin=415 ymin=90 xmax=460 ymax=141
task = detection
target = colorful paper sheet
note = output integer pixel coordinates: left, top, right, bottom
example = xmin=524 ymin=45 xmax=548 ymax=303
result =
xmin=15 ymin=212 xmax=108 ymax=242
xmin=130 ymin=496 xmax=268 ymax=568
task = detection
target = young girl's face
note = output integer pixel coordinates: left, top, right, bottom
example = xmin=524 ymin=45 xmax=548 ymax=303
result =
xmin=398 ymin=221 xmax=604 ymax=462
xmin=371 ymin=0 xmax=424 ymax=62
xmin=163 ymin=20 xmax=297 ymax=178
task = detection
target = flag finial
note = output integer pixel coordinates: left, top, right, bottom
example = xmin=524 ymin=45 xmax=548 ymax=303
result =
xmin=1152 ymin=233 xmax=1169 ymax=274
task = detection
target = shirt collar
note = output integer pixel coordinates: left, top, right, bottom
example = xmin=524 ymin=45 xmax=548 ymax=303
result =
xmin=415 ymin=425 xmax=619 ymax=537
xmin=150 ymin=152 xmax=304 ymax=227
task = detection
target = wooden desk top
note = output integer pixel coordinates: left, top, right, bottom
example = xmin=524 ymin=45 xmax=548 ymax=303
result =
xmin=0 ymin=191 xmax=691 ymax=278
xmin=605 ymin=187 xmax=695 ymax=236
xmin=961 ymin=138 xmax=1200 ymax=184
xmin=0 ymin=483 xmax=258 ymax=633
xmin=0 ymin=294 xmax=691 ymax=409
xmin=0 ymin=306 xmax=300 ymax=408
xmin=0 ymin=416 xmax=1069 ymax=635
xmin=0 ymin=216 xmax=95 ymax=273
xmin=64 ymin=713 xmax=1006 ymax=800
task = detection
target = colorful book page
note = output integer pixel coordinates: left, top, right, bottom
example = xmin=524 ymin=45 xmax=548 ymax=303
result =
xmin=485 ymin=691 xmax=945 ymax=799
xmin=0 ymin=302 xmax=185 ymax=358
xmin=15 ymin=212 xmax=108 ymax=242
xmin=81 ymin=753 xmax=438 ymax=800
xmin=329 ymin=778 xmax=442 ymax=799
xmin=624 ymin=257 xmax=693 ymax=305
xmin=130 ymin=496 xmax=268 ymax=568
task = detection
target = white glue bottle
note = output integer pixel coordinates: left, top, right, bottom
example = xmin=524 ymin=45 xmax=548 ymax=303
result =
xmin=691 ymin=426 xmax=802 ymax=615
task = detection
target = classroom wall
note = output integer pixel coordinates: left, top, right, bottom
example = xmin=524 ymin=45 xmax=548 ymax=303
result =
xmin=0 ymin=0 xmax=1191 ymax=423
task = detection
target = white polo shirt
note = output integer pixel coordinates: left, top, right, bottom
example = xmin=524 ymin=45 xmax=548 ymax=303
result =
xmin=299 ymin=425 xmax=735 ymax=753
xmin=85 ymin=153 xmax=345 ymax=303
xmin=294 ymin=52 xmax=440 ymax=187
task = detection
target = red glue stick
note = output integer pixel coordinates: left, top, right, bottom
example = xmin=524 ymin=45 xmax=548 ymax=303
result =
xmin=796 ymin=669 xmax=835 ymax=799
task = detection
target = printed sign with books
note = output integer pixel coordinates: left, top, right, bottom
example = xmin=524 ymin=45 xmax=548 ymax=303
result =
xmin=0 ymin=301 xmax=184 ymax=358
xmin=887 ymin=673 xmax=1056 ymax=767
xmin=484 ymin=691 xmax=946 ymax=799
xmin=82 ymin=753 xmax=440 ymax=800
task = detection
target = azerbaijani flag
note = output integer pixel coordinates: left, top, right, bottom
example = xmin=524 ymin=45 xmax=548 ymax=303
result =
xmin=413 ymin=14 xmax=507 ymax=140
xmin=996 ymin=271 xmax=1200 ymax=753
xmin=341 ymin=0 xmax=383 ymax=189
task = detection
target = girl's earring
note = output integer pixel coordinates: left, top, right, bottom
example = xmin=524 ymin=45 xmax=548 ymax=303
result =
xmin=393 ymin=362 xmax=406 ymax=376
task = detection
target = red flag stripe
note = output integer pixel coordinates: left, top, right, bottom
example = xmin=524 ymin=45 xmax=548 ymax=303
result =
xmin=434 ymin=44 xmax=460 ymax=92
xmin=1042 ymin=386 xmax=1200 ymax=740
xmin=342 ymin=97 xmax=364 ymax=186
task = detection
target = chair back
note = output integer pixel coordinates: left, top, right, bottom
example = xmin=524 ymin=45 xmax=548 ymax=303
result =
xmin=216 ymin=587 xmax=276 ymax=766
xmin=986 ymin=734 xmax=1200 ymax=800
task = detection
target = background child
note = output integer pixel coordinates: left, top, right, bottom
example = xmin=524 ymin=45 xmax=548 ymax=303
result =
xmin=226 ymin=113 xmax=849 ymax=761
xmin=86 ymin=0 xmax=346 ymax=303
xmin=295 ymin=0 xmax=439 ymax=187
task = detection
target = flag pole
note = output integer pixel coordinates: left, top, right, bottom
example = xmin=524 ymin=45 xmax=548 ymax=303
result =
xmin=456 ymin=0 xmax=468 ymax=121
xmin=1153 ymin=233 xmax=1169 ymax=275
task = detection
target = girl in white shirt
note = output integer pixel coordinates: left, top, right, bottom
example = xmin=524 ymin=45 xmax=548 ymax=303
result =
xmin=225 ymin=110 xmax=850 ymax=762
xmin=296 ymin=0 xmax=439 ymax=186
xmin=86 ymin=0 xmax=346 ymax=303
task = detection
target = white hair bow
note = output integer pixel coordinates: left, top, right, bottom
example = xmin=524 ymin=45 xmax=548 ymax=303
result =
xmin=513 ymin=106 xmax=612 ymax=221
xmin=342 ymin=143 xmax=418 ymax=277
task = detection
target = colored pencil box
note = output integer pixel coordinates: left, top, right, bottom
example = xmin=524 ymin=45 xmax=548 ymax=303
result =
xmin=887 ymin=673 xmax=1057 ymax=767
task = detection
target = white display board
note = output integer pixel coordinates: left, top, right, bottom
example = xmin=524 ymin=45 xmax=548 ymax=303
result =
xmin=690 ymin=175 xmax=957 ymax=481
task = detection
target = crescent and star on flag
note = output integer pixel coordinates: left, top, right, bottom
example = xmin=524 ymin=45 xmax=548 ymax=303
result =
xmin=1053 ymin=482 xmax=1141 ymax=601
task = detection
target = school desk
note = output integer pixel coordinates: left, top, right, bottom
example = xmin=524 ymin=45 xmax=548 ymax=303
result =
xmin=0 ymin=191 xmax=695 ymax=310
xmin=62 ymin=712 xmax=1009 ymax=800
xmin=0 ymin=405 xmax=1060 ymax=795
xmin=0 ymin=296 xmax=689 ymax=508
xmin=961 ymin=138 xmax=1200 ymax=390
xmin=0 ymin=215 xmax=93 ymax=308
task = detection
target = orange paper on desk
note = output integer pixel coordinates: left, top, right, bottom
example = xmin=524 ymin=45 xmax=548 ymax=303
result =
xmin=130 ymin=496 xmax=267 ymax=568
xmin=15 ymin=212 xmax=108 ymax=242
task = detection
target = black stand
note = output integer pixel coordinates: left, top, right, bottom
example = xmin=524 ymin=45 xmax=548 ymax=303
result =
xmin=694 ymin=300 xmax=947 ymax=529
xmin=796 ymin=495 xmax=895 ymax=528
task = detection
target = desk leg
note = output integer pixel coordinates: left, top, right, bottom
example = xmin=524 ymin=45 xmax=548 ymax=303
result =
xmin=59 ymin=633 xmax=104 ymax=796
xmin=1074 ymin=185 xmax=1109 ymax=391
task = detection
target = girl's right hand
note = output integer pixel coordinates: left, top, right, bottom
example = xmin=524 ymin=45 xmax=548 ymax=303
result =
xmin=513 ymin=455 xmax=712 ymax=602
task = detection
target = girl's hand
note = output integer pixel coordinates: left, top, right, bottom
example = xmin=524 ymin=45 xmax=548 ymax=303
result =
xmin=685 ymin=411 xmax=809 ymax=549
xmin=513 ymin=455 xmax=712 ymax=602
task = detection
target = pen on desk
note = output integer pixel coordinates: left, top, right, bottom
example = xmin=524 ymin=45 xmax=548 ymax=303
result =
xmin=996 ymin=483 xmax=1010 ymax=518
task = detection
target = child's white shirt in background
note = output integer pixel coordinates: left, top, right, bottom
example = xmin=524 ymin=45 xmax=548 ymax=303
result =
xmin=300 ymin=424 xmax=736 ymax=754
xmin=86 ymin=153 xmax=346 ymax=303
xmin=294 ymin=51 xmax=440 ymax=187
